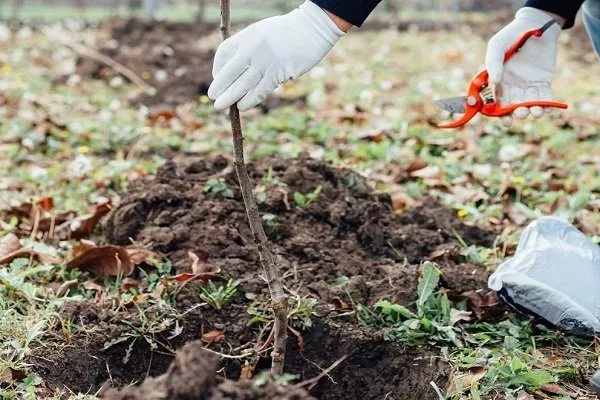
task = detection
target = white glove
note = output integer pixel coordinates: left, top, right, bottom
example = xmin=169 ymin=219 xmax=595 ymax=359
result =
xmin=208 ymin=1 xmax=345 ymax=111
xmin=485 ymin=7 xmax=561 ymax=127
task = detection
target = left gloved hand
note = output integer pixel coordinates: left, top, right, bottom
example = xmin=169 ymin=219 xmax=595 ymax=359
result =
xmin=208 ymin=1 xmax=345 ymax=112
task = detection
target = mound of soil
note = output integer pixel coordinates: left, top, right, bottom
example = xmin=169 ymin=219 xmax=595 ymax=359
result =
xmin=35 ymin=155 xmax=497 ymax=399
xmin=103 ymin=341 xmax=314 ymax=400
xmin=76 ymin=18 xmax=215 ymax=106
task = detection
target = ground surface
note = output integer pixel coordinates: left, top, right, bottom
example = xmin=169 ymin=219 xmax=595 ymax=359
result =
xmin=0 ymin=11 xmax=600 ymax=400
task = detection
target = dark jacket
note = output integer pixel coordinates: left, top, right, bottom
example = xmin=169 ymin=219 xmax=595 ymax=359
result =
xmin=311 ymin=0 xmax=584 ymax=28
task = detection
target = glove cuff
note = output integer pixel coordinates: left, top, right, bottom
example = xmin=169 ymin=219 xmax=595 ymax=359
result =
xmin=298 ymin=0 xmax=345 ymax=46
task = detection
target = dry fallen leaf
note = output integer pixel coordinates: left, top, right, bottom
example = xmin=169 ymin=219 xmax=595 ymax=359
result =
xmin=72 ymin=239 xmax=97 ymax=258
xmin=0 ymin=247 xmax=62 ymax=266
xmin=127 ymin=246 xmax=160 ymax=265
xmin=240 ymin=363 xmax=254 ymax=379
xmin=457 ymin=291 xmax=503 ymax=320
xmin=449 ymin=309 xmax=472 ymax=326
xmin=56 ymin=279 xmax=79 ymax=297
xmin=56 ymin=200 xmax=112 ymax=239
xmin=540 ymin=383 xmax=577 ymax=397
xmin=516 ymin=391 xmax=534 ymax=400
xmin=446 ymin=367 xmax=486 ymax=396
xmin=0 ymin=367 xmax=27 ymax=385
xmin=405 ymin=157 xmax=428 ymax=173
xmin=120 ymin=277 xmax=141 ymax=293
xmin=163 ymin=252 xmax=220 ymax=284
xmin=82 ymin=279 xmax=104 ymax=292
xmin=0 ymin=233 xmax=21 ymax=257
xmin=201 ymin=330 xmax=224 ymax=346
xmin=67 ymin=245 xmax=134 ymax=277
xmin=189 ymin=250 xmax=215 ymax=274
xmin=163 ymin=273 xmax=214 ymax=284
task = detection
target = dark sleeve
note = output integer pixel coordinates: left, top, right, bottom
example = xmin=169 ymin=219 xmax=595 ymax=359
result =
xmin=310 ymin=0 xmax=382 ymax=27
xmin=524 ymin=0 xmax=585 ymax=28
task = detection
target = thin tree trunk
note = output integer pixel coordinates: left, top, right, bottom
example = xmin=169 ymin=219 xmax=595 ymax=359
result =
xmin=219 ymin=0 xmax=288 ymax=377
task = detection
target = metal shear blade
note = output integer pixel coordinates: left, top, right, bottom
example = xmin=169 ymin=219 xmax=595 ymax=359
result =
xmin=434 ymin=96 xmax=467 ymax=114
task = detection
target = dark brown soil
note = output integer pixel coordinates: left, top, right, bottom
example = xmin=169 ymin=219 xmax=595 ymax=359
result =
xmin=35 ymin=155 xmax=497 ymax=399
xmin=74 ymin=19 xmax=306 ymax=109
xmin=102 ymin=341 xmax=315 ymax=400
xmin=75 ymin=18 xmax=215 ymax=106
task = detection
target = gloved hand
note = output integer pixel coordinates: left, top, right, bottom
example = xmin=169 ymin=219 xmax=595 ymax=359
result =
xmin=208 ymin=1 xmax=345 ymax=111
xmin=485 ymin=7 xmax=561 ymax=126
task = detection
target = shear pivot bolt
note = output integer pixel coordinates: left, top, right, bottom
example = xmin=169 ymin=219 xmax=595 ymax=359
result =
xmin=467 ymin=96 xmax=477 ymax=106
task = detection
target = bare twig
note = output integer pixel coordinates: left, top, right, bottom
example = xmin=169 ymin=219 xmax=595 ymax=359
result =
xmin=219 ymin=0 xmax=288 ymax=376
xmin=293 ymin=355 xmax=348 ymax=391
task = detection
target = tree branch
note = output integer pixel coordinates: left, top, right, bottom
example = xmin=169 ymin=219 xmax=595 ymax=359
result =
xmin=219 ymin=0 xmax=288 ymax=376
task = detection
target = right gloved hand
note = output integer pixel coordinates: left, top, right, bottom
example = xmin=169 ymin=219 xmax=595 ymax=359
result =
xmin=485 ymin=7 xmax=561 ymax=127
xmin=208 ymin=1 xmax=345 ymax=112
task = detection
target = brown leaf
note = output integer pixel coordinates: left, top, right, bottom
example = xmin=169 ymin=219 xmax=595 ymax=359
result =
xmin=201 ymin=330 xmax=224 ymax=346
xmin=577 ymin=212 xmax=599 ymax=236
xmin=36 ymin=197 xmax=54 ymax=211
xmin=1 ymin=367 xmax=27 ymax=384
xmin=127 ymin=246 xmax=160 ymax=265
xmin=189 ymin=250 xmax=213 ymax=274
xmin=410 ymin=165 xmax=441 ymax=179
xmin=67 ymin=245 xmax=134 ymax=277
xmin=540 ymin=383 xmax=577 ymax=397
xmin=240 ymin=363 xmax=254 ymax=379
xmin=449 ymin=309 xmax=472 ymax=326
xmin=164 ymin=252 xmax=219 ymax=284
xmin=331 ymin=297 xmax=352 ymax=312
xmin=288 ymin=326 xmax=305 ymax=352
xmin=59 ymin=200 xmax=112 ymax=239
xmin=120 ymin=277 xmax=141 ymax=293
xmin=516 ymin=391 xmax=534 ymax=400
xmin=82 ymin=279 xmax=104 ymax=292
xmin=72 ymin=239 xmax=97 ymax=258
xmin=147 ymin=107 xmax=175 ymax=125
xmin=163 ymin=273 xmax=213 ymax=284
xmin=0 ymin=248 xmax=62 ymax=266
xmin=405 ymin=157 xmax=428 ymax=173
xmin=0 ymin=233 xmax=21 ymax=257
xmin=458 ymin=291 xmax=503 ymax=320
xmin=56 ymin=279 xmax=79 ymax=297
xmin=446 ymin=367 xmax=486 ymax=396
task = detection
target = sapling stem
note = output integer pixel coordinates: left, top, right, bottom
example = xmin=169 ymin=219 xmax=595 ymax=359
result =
xmin=218 ymin=0 xmax=288 ymax=376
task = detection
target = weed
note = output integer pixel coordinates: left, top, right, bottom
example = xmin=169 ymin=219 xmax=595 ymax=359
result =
xmin=293 ymin=185 xmax=322 ymax=208
xmin=247 ymin=293 xmax=316 ymax=331
xmin=453 ymin=230 xmax=493 ymax=266
xmin=362 ymin=262 xmax=463 ymax=347
xmin=203 ymin=178 xmax=235 ymax=199
xmin=262 ymin=213 xmax=278 ymax=227
xmin=200 ymin=279 xmax=240 ymax=310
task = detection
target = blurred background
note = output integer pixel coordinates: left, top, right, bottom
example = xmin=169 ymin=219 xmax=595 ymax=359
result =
xmin=0 ymin=0 xmax=521 ymax=22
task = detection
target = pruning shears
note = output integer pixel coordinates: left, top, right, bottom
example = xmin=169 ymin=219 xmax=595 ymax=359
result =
xmin=435 ymin=19 xmax=568 ymax=129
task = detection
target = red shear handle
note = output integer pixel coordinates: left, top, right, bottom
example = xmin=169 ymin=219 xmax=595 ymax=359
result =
xmin=504 ymin=20 xmax=558 ymax=63
xmin=484 ymin=101 xmax=568 ymax=117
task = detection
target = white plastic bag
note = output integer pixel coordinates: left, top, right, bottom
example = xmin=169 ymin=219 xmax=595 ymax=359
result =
xmin=488 ymin=216 xmax=600 ymax=336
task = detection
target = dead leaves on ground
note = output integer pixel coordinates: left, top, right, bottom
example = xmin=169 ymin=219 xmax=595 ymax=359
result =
xmin=163 ymin=251 xmax=220 ymax=284
xmin=67 ymin=240 xmax=159 ymax=277
xmin=0 ymin=232 xmax=61 ymax=265
xmin=446 ymin=366 xmax=486 ymax=397
xmin=4 ymin=198 xmax=111 ymax=240
xmin=67 ymin=244 xmax=134 ymax=277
